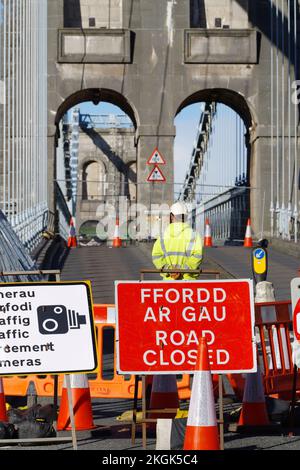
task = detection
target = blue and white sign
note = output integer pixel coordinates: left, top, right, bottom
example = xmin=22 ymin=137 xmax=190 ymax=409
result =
xmin=254 ymin=248 xmax=265 ymax=260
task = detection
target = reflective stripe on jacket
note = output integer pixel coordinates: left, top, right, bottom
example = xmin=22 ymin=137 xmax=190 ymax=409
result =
xmin=152 ymin=222 xmax=203 ymax=280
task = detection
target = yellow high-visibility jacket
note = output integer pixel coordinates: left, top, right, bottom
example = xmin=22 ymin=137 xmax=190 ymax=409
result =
xmin=152 ymin=222 xmax=203 ymax=280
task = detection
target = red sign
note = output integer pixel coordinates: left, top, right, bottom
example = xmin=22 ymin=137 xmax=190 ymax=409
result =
xmin=147 ymin=148 xmax=166 ymax=165
xmin=115 ymin=280 xmax=256 ymax=374
xmin=147 ymin=165 xmax=166 ymax=182
xmin=293 ymin=298 xmax=300 ymax=341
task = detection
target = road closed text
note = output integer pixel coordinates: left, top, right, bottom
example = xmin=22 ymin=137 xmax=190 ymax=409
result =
xmin=116 ymin=280 xmax=256 ymax=374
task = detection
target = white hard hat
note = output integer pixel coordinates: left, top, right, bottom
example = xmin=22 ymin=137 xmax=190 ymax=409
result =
xmin=170 ymin=201 xmax=188 ymax=216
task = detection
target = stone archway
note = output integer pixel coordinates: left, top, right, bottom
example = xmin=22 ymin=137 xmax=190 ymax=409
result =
xmin=175 ymin=88 xmax=255 ymax=240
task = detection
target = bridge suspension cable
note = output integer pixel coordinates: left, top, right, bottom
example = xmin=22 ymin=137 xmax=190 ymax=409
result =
xmin=0 ymin=0 xmax=48 ymax=249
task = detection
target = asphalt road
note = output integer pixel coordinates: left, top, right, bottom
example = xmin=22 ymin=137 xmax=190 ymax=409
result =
xmin=3 ymin=243 xmax=299 ymax=451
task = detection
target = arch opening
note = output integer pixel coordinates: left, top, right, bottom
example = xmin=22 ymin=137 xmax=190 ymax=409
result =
xmin=54 ymin=89 xmax=138 ymax=241
xmin=174 ymin=89 xmax=254 ymax=243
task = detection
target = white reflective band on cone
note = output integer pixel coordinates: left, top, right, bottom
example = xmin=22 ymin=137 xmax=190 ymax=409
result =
xmin=152 ymin=375 xmax=177 ymax=393
xmin=107 ymin=307 xmax=116 ymax=323
xmin=245 ymin=225 xmax=252 ymax=237
xmin=186 ymin=371 xmax=216 ymax=427
xmin=205 ymin=225 xmax=211 ymax=237
xmin=243 ymin=365 xmax=265 ymax=403
xmin=63 ymin=374 xmax=89 ymax=389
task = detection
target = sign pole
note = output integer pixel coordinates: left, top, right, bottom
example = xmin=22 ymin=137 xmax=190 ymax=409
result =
xmin=53 ymin=272 xmax=61 ymax=432
xmin=218 ymin=375 xmax=224 ymax=450
xmin=142 ymin=375 xmax=147 ymax=449
xmin=131 ymin=375 xmax=139 ymax=444
xmin=65 ymin=374 xmax=78 ymax=450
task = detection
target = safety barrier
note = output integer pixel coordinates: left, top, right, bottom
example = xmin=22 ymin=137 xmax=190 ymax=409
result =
xmin=255 ymin=300 xmax=298 ymax=399
xmin=2 ymin=301 xmax=298 ymax=401
xmin=2 ymin=305 xmax=192 ymax=400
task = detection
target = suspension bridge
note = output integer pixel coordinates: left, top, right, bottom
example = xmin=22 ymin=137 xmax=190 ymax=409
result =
xmin=0 ymin=0 xmax=300 ymax=453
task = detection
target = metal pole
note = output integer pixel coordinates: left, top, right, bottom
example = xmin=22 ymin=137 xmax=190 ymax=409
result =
xmin=276 ymin=0 xmax=280 ymax=235
xmin=3 ymin=0 xmax=7 ymax=215
xmin=11 ymin=0 xmax=15 ymax=227
xmin=270 ymin=0 xmax=275 ymax=237
xmin=288 ymin=0 xmax=292 ymax=239
xmin=65 ymin=374 xmax=78 ymax=450
xmin=7 ymin=0 xmax=11 ymax=223
xmin=294 ymin=0 xmax=298 ymax=242
xmin=281 ymin=0 xmax=285 ymax=228
xmin=16 ymin=0 xmax=20 ymax=229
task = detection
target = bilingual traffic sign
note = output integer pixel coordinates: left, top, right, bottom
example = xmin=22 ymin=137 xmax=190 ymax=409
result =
xmin=0 ymin=282 xmax=97 ymax=375
xmin=115 ymin=279 xmax=256 ymax=374
xmin=147 ymin=165 xmax=166 ymax=182
xmin=147 ymin=148 xmax=166 ymax=165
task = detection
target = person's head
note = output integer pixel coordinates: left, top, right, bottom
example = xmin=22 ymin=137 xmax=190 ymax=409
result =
xmin=170 ymin=201 xmax=188 ymax=223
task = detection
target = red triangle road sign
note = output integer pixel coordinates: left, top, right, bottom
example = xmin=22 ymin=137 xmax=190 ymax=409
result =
xmin=147 ymin=148 xmax=166 ymax=165
xmin=147 ymin=165 xmax=166 ymax=182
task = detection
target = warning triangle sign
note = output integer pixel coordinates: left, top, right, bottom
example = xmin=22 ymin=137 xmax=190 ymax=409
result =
xmin=147 ymin=148 xmax=166 ymax=165
xmin=147 ymin=165 xmax=166 ymax=182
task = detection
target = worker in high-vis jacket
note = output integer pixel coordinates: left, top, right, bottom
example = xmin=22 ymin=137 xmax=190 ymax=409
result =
xmin=152 ymin=202 xmax=203 ymax=279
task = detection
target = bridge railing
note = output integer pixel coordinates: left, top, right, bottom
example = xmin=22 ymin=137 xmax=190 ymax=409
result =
xmin=195 ymin=186 xmax=250 ymax=242
xmin=10 ymin=203 xmax=49 ymax=252
xmin=55 ymin=182 xmax=72 ymax=241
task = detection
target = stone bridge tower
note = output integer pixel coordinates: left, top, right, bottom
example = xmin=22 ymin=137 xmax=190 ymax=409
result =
xmin=48 ymin=0 xmax=300 ymax=237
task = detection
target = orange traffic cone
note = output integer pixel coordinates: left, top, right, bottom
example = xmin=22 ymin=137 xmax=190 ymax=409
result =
xmin=183 ymin=338 xmax=220 ymax=450
xmin=67 ymin=218 xmax=77 ymax=248
xmin=204 ymin=219 xmax=213 ymax=247
xmin=149 ymin=375 xmax=179 ymax=419
xmin=57 ymin=374 xmax=96 ymax=431
xmin=112 ymin=217 xmax=122 ymax=247
xmin=243 ymin=218 xmax=253 ymax=248
xmin=238 ymin=364 xmax=270 ymax=427
xmin=0 ymin=378 xmax=7 ymax=422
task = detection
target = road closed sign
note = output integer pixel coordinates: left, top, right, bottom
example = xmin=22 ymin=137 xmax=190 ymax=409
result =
xmin=115 ymin=280 xmax=256 ymax=374
xmin=0 ymin=282 xmax=97 ymax=375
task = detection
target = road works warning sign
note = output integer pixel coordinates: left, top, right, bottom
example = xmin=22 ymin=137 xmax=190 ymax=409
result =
xmin=147 ymin=165 xmax=166 ymax=182
xmin=115 ymin=280 xmax=256 ymax=374
xmin=0 ymin=282 xmax=97 ymax=375
xmin=147 ymin=148 xmax=166 ymax=165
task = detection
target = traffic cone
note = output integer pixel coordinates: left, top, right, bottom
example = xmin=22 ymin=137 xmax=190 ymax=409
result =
xmin=149 ymin=375 xmax=179 ymax=419
xmin=0 ymin=378 xmax=7 ymax=422
xmin=238 ymin=364 xmax=270 ymax=427
xmin=204 ymin=219 xmax=213 ymax=247
xmin=57 ymin=374 xmax=96 ymax=431
xmin=243 ymin=218 xmax=253 ymax=248
xmin=183 ymin=338 xmax=220 ymax=450
xmin=112 ymin=217 xmax=122 ymax=247
xmin=67 ymin=218 xmax=77 ymax=248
